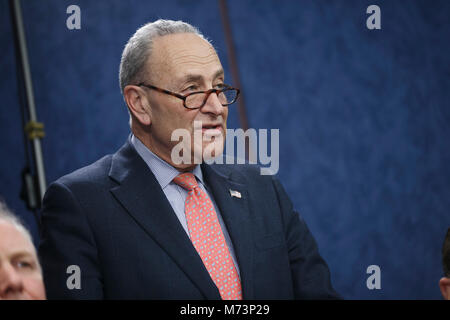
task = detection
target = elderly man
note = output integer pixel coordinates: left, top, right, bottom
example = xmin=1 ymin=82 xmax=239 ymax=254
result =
xmin=0 ymin=201 xmax=46 ymax=300
xmin=39 ymin=19 xmax=339 ymax=299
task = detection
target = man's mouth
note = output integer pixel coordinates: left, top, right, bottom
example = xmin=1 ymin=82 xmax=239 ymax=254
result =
xmin=201 ymin=124 xmax=222 ymax=134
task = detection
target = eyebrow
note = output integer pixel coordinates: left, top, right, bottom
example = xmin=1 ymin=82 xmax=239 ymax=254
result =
xmin=178 ymin=69 xmax=225 ymax=86
xmin=10 ymin=251 xmax=36 ymax=261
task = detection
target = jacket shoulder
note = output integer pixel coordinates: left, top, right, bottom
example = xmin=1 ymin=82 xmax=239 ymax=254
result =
xmin=52 ymin=154 xmax=114 ymax=190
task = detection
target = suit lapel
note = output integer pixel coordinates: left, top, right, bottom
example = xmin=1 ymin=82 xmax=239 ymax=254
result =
xmin=202 ymin=164 xmax=255 ymax=300
xmin=108 ymin=141 xmax=220 ymax=299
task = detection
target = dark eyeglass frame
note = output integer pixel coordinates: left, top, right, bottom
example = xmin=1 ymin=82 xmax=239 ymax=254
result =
xmin=137 ymin=82 xmax=240 ymax=109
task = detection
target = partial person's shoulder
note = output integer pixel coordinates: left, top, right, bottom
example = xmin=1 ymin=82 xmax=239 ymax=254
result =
xmin=53 ymin=154 xmax=114 ymax=190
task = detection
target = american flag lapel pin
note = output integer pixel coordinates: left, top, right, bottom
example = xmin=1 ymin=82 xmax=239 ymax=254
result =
xmin=229 ymin=189 xmax=241 ymax=199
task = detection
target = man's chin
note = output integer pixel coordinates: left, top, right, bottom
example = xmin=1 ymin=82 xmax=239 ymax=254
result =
xmin=201 ymin=140 xmax=224 ymax=161
xmin=169 ymin=133 xmax=225 ymax=167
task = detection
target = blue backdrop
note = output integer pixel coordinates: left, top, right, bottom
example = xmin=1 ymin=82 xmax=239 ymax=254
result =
xmin=1 ymin=0 xmax=449 ymax=299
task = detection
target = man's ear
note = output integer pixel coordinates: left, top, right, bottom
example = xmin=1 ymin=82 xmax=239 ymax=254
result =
xmin=439 ymin=277 xmax=450 ymax=300
xmin=123 ymin=85 xmax=152 ymax=126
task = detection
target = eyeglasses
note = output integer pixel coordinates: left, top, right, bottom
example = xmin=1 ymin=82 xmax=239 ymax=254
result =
xmin=137 ymin=83 xmax=240 ymax=109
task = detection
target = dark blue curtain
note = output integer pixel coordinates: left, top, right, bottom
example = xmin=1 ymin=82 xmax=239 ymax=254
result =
xmin=1 ymin=0 xmax=449 ymax=299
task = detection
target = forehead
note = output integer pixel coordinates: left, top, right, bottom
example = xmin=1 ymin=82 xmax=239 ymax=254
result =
xmin=0 ymin=221 xmax=35 ymax=258
xmin=150 ymin=33 xmax=223 ymax=83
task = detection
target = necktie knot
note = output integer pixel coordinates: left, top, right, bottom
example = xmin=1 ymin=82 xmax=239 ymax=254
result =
xmin=173 ymin=173 xmax=198 ymax=191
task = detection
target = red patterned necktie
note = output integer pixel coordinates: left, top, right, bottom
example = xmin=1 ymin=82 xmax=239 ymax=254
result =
xmin=173 ymin=172 xmax=243 ymax=300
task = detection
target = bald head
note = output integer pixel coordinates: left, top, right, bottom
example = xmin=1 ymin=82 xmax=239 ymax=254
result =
xmin=148 ymin=33 xmax=222 ymax=90
xmin=119 ymin=19 xmax=208 ymax=95
xmin=0 ymin=201 xmax=46 ymax=300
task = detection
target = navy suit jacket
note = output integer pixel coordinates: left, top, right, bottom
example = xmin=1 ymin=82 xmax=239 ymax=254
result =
xmin=39 ymin=139 xmax=339 ymax=299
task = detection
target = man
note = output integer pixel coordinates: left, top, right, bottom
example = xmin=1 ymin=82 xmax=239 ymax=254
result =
xmin=0 ymin=200 xmax=46 ymax=300
xmin=439 ymin=228 xmax=450 ymax=300
xmin=39 ymin=19 xmax=339 ymax=299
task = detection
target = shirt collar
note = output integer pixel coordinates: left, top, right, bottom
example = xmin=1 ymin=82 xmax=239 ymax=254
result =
xmin=130 ymin=134 xmax=204 ymax=189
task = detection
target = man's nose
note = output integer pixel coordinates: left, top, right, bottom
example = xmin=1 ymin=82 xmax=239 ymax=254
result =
xmin=201 ymin=91 xmax=225 ymax=115
xmin=0 ymin=264 xmax=24 ymax=298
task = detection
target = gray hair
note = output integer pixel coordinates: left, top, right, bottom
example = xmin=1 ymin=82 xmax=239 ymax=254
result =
xmin=0 ymin=200 xmax=34 ymax=247
xmin=119 ymin=19 xmax=206 ymax=95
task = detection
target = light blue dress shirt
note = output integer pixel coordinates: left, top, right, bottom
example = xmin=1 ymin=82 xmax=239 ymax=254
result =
xmin=130 ymin=135 xmax=240 ymax=276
